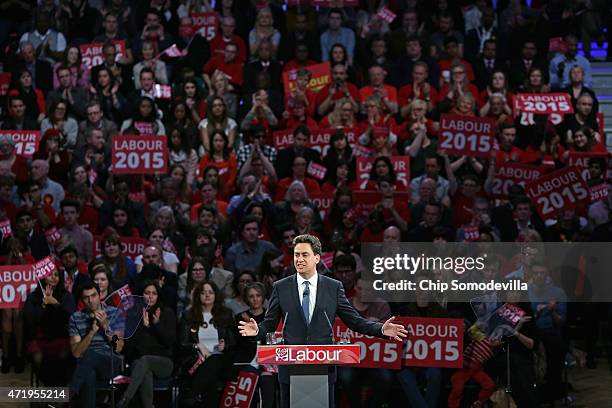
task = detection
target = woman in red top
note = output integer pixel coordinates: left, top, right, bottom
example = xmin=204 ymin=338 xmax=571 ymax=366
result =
xmin=439 ymin=63 xmax=481 ymax=110
xmin=479 ymin=69 xmax=514 ymax=109
xmin=102 ymin=205 xmax=141 ymax=238
xmin=197 ymin=130 xmax=238 ymax=199
xmin=321 ymin=159 xmax=353 ymax=195
xmin=562 ymin=126 xmax=607 ymax=162
xmin=361 ymin=156 xmax=406 ymax=191
xmin=397 ymin=99 xmax=438 ymax=148
xmin=521 ymin=67 xmax=551 ymax=94
xmin=319 ymin=98 xmax=363 ymax=136
xmin=358 ymin=96 xmax=398 ymax=152
xmin=450 ymin=93 xmax=478 ymax=117
xmin=33 ymin=129 xmax=71 ymax=187
xmin=281 ymin=98 xmax=317 ymax=131
xmin=9 ymin=69 xmax=45 ymax=123
xmin=522 ymin=127 xmax=566 ymax=166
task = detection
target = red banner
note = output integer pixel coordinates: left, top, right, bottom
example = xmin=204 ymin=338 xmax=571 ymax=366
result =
xmin=219 ymin=371 xmax=258 ymax=408
xmin=0 ymin=264 xmax=39 ymax=309
xmin=525 ymin=166 xmax=589 ymax=221
xmin=353 ymin=191 xmax=411 ymax=221
xmin=514 ymin=93 xmax=574 ymax=115
xmin=80 ymin=40 xmax=126 ymax=70
xmin=377 ymin=6 xmax=397 ymax=23
xmin=191 ymin=12 xmax=219 ymax=41
xmin=257 ymin=344 xmax=360 ymax=365
xmin=282 ymin=62 xmax=331 ymax=97
xmin=153 ymin=84 xmax=172 ymax=100
xmin=112 ymin=134 xmax=168 ymax=174
xmin=306 ymin=161 xmax=327 ymax=180
xmin=438 ymin=114 xmax=496 ymax=158
xmin=0 ymin=219 xmax=12 ymax=238
xmin=272 ymin=127 xmax=358 ymax=157
xmin=92 ymin=236 xmax=148 ymax=261
xmin=311 ymin=191 xmax=334 ymax=220
xmin=0 ymin=72 xmax=11 ymax=96
xmin=490 ymin=163 xmax=544 ymax=198
xmin=597 ymin=112 xmax=605 ymax=142
xmin=397 ymin=317 xmax=464 ymax=368
xmin=590 ymin=183 xmax=608 ymax=202
xmin=568 ymin=151 xmax=609 ymax=181
xmin=333 ymin=318 xmax=403 ymax=369
xmin=0 ymin=130 xmax=41 ymax=158
xmin=45 ymin=226 xmax=61 ymax=245
xmin=356 ymin=156 xmax=410 ymax=189
xmin=33 ymin=256 xmax=57 ymax=281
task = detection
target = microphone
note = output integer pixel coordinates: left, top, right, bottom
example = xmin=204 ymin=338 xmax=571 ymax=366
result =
xmin=280 ymin=312 xmax=288 ymax=343
xmin=323 ymin=311 xmax=335 ymax=343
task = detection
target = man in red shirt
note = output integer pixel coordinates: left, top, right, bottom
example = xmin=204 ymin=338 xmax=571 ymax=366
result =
xmin=399 ymin=62 xmax=439 ymax=117
xmin=359 ymin=65 xmax=398 ymax=114
xmin=190 ymin=182 xmax=229 ymax=221
xmin=495 ymin=123 xmax=524 ymax=163
xmin=208 ymin=16 xmax=247 ymax=64
xmin=203 ymin=42 xmax=244 ymax=89
xmin=316 ymin=63 xmax=360 ymax=117
xmin=438 ymin=36 xmax=475 ymax=84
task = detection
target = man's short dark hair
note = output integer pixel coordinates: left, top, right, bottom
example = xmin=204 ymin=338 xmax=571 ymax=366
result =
xmin=76 ymin=281 xmax=100 ymax=300
xmin=294 ymin=125 xmax=310 ymax=138
xmin=328 ymin=8 xmax=343 ymax=18
xmin=140 ymin=67 xmax=154 ymax=79
xmin=334 ymin=254 xmax=356 ymax=271
xmin=59 ymin=245 xmax=78 ymax=258
xmin=240 ymin=215 xmax=260 ymax=233
xmin=293 ymin=234 xmax=322 ymax=256
xmin=60 ymin=199 xmax=80 ymax=212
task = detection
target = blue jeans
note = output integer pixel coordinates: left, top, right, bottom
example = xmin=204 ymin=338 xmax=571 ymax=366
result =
xmin=69 ymin=349 xmax=122 ymax=408
xmin=396 ymin=367 xmax=442 ymax=408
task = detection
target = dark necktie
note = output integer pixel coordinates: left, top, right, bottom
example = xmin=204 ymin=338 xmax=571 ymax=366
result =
xmin=302 ymin=281 xmax=310 ymax=323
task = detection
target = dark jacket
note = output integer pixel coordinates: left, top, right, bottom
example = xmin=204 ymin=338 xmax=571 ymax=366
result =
xmin=23 ymin=288 xmax=76 ymax=341
xmin=125 ymin=306 xmax=176 ymax=361
xmin=256 ymin=274 xmax=384 ymax=383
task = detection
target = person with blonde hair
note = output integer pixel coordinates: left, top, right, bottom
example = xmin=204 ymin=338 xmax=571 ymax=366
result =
xmin=248 ymin=7 xmax=281 ymax=59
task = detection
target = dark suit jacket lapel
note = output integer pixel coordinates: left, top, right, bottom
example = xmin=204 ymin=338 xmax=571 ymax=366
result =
xmin=291 ymin=274 xmax=308 ymax=327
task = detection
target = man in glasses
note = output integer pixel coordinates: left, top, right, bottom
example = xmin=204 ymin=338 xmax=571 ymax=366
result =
xmin=76 ymin=101 xmax=118 ymax=148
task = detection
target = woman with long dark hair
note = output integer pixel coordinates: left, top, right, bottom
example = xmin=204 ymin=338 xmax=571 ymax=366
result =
xmin=177 ymin=257 xmax=210 ymax=318
xmin=167 ymin=101 xmax=198 ymax=148
xmin=198 ymin=96 xmax=237 ymax=153
xmin=168 ymin=127 xmax=199 ymax=187
xmin=180 ymin=79 xmax=207 ymax=124
xmin=98 ymin=233 xmax=137 ymax=289
xmin=102 ymin=205 xmax=141 ymax=238
xmin=117 ymin=281 xmax=176 ymax=408
xmin=24 ymin=267 xmax=76 ymax=385
xmin=178 ymin=281 xmax=237 ymax=408
xmin=323 ymin=130 xmax=355 ymax=181
xmin=53 ymin=45 xmax=90 ymax=89
xmin=32 ymin=129 xmax=72 ymax=186
xmin=197 ymin=130 xmax=237 ymax=198
xmin=90 ymin=66 xmax=125 ymax=124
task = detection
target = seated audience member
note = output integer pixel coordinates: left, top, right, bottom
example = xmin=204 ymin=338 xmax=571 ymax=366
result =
xmin=68 ymin=282 xmax=125 ymax=407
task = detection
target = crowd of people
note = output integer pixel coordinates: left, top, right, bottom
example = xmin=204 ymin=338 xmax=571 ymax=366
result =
xmin=0 ymin=0 xmax=611 ymax=407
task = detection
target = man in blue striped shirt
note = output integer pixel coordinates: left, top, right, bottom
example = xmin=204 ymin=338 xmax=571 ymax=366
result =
xmin=69 ymin=282 xmax=125 ymax=407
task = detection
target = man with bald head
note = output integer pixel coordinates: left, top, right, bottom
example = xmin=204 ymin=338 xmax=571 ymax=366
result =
xmin=30 ymin=160 xmax=64 ymax=213
xmin=383 ymin=226 xmax=402 ymax=242
xmin=209 ymin=16 xmax=247 ymax=63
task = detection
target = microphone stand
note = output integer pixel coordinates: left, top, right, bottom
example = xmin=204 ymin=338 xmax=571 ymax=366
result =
xmin=109 ymin=335 xmax=119 ymax=408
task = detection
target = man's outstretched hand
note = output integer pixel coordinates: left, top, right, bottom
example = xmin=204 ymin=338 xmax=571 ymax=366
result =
xmin=382 ymin=316 xmax=408 ymax=341
xmin=238 ymin=318 xmax=258 ymax=336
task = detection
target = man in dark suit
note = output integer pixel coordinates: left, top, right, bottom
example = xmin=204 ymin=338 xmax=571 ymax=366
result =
xmin=9 ymin=42 xmax=53 ymax=95
xmin=464 ymin=7 xmax=500 ymax=63
xmin=1 ymin=95 xmax=39 ymax=130
xmin=275 ymin=126 xmax=321 ymax=180
xmin=472 ymin=39 xmax=507 ymax=90
xmin=239 ymin=234 xmax=407 ymax=408
xmin=508 ymin=40 xmax=548 ymax=90
xmin=243 ymin=39 xmax=282 ymax=95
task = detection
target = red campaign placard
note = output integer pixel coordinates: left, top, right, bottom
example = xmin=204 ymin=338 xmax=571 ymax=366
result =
xmin=568 ymin=151 xmax=610 ymax=181
xmin=80 ymin=40 xmax=126 ymax=70
xmin=0 ymin=219 xmax=12 ymax=237
xmin=0 ymin=130 xmax=41 ymax=158
xmin=273 ymin=127 xmax=358 ymax=157
xmin=490 ymin=162 xmax=544 ymax=198
xmin=352 ymin=144 xmax=374 ymax=159
xmin=92 ymin=236 xmax=148 ymax=261
xmin=356 ymin=156 xmax=410 ymax=189
xmin=134 ymin=121 xmax=154 ymax=135
xmin=377 ymin=6 xmax=397 ymax=23
xmin=320 ymin=251 xmax=335 ymax=269
xmin=0 ymin=264 xmax=39 ymax=309
xmin=307 ymin=161 xmax=327 ymax=181
xmin=153 ymin=84 xmax=172 ymax=100
xmin=191 ymin=12 xmax=219 ymax=41
xmin=257 ymin=345 xmax=361 ymax=365
xmin=112 ymin=134 xmax=168 ymax=174
xmin=438 ymin=114 xmax=496 ymax=158
xmin=0 ymin=72 xmax=11 ymax=96
xmin=525 ymin=166 xmax=589 ymax=221
xmin=590 ymin=183 xmax=608 ymax=202
xmin=311 ymin=191 xmax=334 ymax=220
xmin=396 ymin=317 xmax=464 ymax=368
xmin=219 ymin=371 xmax=258 ymax=408
xmin=333 ymin=318 xmax=403 ymax=369
xmin=282 ymin=62 xmax=331 ymax=97
xmin=45 ymin=227 xmax=61 ymax=245
xmin=463 ymin=226 xmax=480 ymax=241
xmin=33 ymin=256 xmax=57 ymax=280
xmin=514 ymin=93 xmax=574 ymax=115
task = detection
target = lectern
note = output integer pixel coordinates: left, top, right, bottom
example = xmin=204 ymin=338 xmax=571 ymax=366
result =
xmin=257 ymin=344 xmax=360 ymax=408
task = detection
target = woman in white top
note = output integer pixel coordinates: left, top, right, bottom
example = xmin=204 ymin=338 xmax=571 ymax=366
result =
xmin=178 ymin=281 xmax=236 ymax=408
xmin=197 ymin=96 xmax=237 ymax=154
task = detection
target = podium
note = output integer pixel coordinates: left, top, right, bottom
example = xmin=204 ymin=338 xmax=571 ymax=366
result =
xmin=257 ymin=344 xmax=360 ymax=408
